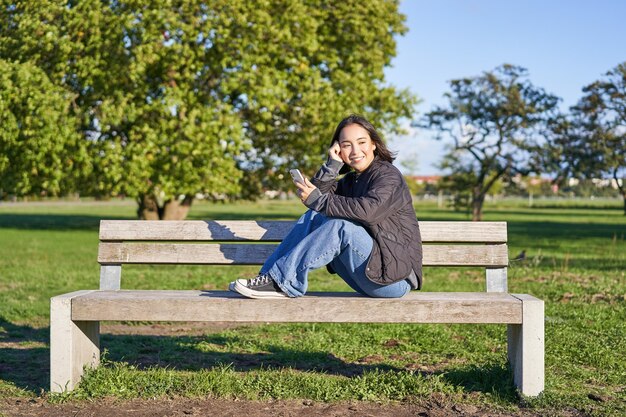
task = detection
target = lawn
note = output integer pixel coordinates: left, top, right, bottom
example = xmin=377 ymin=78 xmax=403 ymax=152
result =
xmin=0 ymin=198 xmax=624 ymax=416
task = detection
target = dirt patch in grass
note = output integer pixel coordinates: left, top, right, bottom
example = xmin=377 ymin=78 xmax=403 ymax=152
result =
xmin=0 ymin=396 xmax=559 ymax=417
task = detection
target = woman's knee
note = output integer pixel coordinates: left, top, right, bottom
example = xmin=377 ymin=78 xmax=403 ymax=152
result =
xmin=362 ymin=281 xmax=410 ymax=298
xmin=323 ymin=218 xmax=366 ymax=235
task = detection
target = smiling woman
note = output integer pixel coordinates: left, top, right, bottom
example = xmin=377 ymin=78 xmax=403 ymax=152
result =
xmin=337 ymin=124 xmax=377 ymax=172
xmin=331 ymin=115 xmax=397 ymax=175
xmin=231 ymin=114 xmax=423 ymax=300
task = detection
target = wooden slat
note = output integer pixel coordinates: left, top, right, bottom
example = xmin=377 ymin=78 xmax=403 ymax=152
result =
xmin=424 ymin=244 xmax=508 ymax=266
xmin=99 ymin=220 xmax=507 ymax=243
xmin=98 ymin=242 xmax=508 ymax=266
xmin=419 ymin=221 xmax=507 ymax=243
xmin=71 ymin=291 xmax=523 ymax=324
xmin=99 ymin=220 xmax=295 ymax=242
xmin=98 ymin=242 xmax=277 ymax=265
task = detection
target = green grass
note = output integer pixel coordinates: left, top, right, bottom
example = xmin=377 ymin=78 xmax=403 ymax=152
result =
xmin=0 ymin=198 xmax=625 ymax=416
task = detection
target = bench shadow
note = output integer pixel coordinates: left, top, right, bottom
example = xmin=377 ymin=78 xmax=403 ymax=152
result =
xmin=101 ymin=332 xmax=397 ymax=377
xmin=0 ymin=318 xmax=49 ymax=393
xmin=0 ymin=316 xmax=518 ymax=400
xmin=204 ymin=220 xmax=294 ymax=241
xmin=437 ymin=362 xmax=517 ymax=398
xmin=204 ymin=220 xmax=293 ymax=264
xmin=99 ymin=331 xmax=517 ymax=399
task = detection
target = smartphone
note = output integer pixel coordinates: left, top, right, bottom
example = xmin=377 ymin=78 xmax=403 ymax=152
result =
xmin=289 ymin=169 xmax=305 ymax=184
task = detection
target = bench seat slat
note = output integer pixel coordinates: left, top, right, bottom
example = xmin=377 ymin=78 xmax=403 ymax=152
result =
xmin=99 ymin=220 xmax=507 ymax=243
xmin=98 ymin=242 xmax=509 ymax=267
xmin=71 ymin=290 xmax=523 ymax=324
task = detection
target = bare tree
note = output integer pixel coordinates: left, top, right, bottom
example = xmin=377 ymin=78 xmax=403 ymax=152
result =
xmin=421 ymin=64 xmax=559 ymax=220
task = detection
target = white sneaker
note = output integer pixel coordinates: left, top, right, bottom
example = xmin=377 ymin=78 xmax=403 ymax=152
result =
xmin=233 ymin=274 xmax=288 ymax=299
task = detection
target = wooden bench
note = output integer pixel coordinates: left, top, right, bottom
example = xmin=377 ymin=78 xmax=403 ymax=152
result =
xmin=50 ymin=220 xmax=544 ymax=396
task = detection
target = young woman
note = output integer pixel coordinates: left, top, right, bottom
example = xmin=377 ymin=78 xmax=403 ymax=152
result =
xmin=231 ymin=114 xmax=422 ymax=298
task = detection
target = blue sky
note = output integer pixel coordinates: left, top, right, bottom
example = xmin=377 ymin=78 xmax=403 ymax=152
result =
xmin=385 ymin=0 xmax=626 ymax=175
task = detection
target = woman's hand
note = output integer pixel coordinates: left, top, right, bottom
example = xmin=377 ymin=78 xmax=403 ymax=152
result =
xmin=294 ymin=177 xmax=317 ymax=203
xmin=329 ymin=141 xmax=342 ymax=162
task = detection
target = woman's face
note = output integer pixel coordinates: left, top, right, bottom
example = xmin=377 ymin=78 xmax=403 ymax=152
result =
xmin=338 ymin=123 xmax=377 ymax=173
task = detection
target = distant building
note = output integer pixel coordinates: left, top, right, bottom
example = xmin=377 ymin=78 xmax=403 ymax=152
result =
xmin=510 ymin=174 xmax=558 ymax=193
xmin=406 ymin=175 xmax=441 ymax=185
xmin=570 ymin=177 xmax=622 ymax=189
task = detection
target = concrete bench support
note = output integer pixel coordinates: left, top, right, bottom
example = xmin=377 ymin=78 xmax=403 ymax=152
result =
xmin=486 ymin=267 xmax=508 ymax=292
xmin=508 ymin=294 xmax=545 ymax=397
xmin=100 ymin=264 xmax=122 ymax=290
xmin=50 ymin=291 xmax=100 ymax=393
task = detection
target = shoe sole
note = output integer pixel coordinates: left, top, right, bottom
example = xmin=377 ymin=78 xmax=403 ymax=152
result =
xmin=233 ymin=281 xmax=289 ymax=299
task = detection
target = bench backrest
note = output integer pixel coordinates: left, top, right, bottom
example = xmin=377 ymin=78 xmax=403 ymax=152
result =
xmin=98 ymin=220 xmax=508 ymax=292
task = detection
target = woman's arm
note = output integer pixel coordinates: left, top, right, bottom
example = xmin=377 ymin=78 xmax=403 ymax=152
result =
xmin=305 ymin=165 xmax=408 ymax=226
xmin=309 ymin=158 xmax=343 ymax=194
xmin=309 ymin=141 xmax=344 ymax=194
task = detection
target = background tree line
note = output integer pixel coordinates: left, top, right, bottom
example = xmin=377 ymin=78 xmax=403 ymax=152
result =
xmin=1 ymin=2 xmax=624 ymax=220
xmin=419 ymin=63 xmax=626 ymax=220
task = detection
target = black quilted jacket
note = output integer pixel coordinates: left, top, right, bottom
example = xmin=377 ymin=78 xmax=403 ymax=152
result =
xmin=305 ymin=157 xmax=423 ymax=289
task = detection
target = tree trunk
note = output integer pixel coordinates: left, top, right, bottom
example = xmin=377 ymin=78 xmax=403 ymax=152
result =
xmin=137 ymin=194 xmax=162 ymax=220
xmin=618 ymin=182 xmax=626 ymax=216
xmin=471 ymin=188 xmax=485 ymax=221
xmin=137 ymin=194 xmax=194 ymax=220
xmin=612 ymin=172 xmax=625 ymax=216
xmin=162 ymin=195 xmax=194 ymax=220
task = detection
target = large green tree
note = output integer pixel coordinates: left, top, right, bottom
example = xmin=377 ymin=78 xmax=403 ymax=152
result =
xmin=421 ymin=64 xmax=559 ymax=220
xmin=0 ymin=59 xmax=89 ymax=199
xmin=0 ymin=0 xmax=415 ymax=218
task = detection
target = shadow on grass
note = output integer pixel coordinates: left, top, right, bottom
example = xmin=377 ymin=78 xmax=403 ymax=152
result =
xmin=0 ymin=212 xmax=299 ymax=231
xmin=0 ymin=214 xmax=130 ymax=231
xmin=4 ymin=208 xmax=624 ymax=240
xmin=442 ymin=362 xmax=518 ymax=396
xmin=99 ymin=332 xmax=518 ymax=400
xmin=0 ymin=319 xmax=518 ymax=401
xmin=102 ymin=333 xmax=397 ymax=377
xmin=504 ymin=204 xmax=624 ymax=211
xmin=507 ymin=220 xmax=626 ymax=241
xmin=0 ymin=318 xmax=49 ymax=393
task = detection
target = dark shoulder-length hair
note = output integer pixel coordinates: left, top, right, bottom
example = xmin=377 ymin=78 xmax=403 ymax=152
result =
xmin=330 ymin=114 xmax=396 ymax=174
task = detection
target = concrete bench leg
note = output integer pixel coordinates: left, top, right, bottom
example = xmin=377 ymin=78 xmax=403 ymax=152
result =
xmin=50 ymin=291 xmax=100 ymax=393
xmin=486 ymin=267 xmax=508 ymax=292
xmin=508 ymin=294 xmax=544 ymax=397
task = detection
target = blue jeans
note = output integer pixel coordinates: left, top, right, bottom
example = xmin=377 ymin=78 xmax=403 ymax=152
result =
xmin=260 ymin=210 xmax=410 ymax=298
